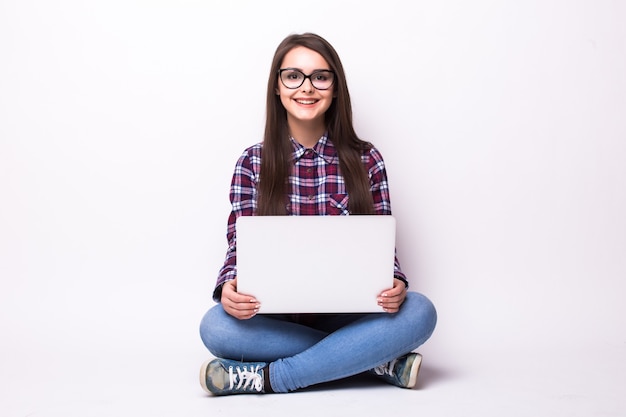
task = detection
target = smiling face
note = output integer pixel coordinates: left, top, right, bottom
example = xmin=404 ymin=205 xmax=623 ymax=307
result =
xmin=277 ymin=46 xmax=335 ymax=143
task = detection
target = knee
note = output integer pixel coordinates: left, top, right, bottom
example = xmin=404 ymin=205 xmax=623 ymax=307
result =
xmin=404 ymin=291 xmax=437 ymax=336
xmin=199 ymin=304 xmax=230 ymax=356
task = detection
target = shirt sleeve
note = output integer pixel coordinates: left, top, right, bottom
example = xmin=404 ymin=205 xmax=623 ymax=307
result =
xmin=366 ymin=147 xmax=409 ymax=288
xmin=213 ymin=148 xmax=259 ymax=302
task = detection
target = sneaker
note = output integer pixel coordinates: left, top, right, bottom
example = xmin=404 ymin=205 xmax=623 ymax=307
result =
xmin=372 ymin=352 xmax=422 ymax=389
xmin=200 ymin=358 xmax=267 ymax=395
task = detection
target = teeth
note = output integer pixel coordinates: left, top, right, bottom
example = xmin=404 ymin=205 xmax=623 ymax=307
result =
xmin=296 ymin=100 xmax=316 ymax=104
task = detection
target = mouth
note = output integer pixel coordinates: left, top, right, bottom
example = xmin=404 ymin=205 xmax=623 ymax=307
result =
xmin=294 ymin=99 xmax=318 ymax=105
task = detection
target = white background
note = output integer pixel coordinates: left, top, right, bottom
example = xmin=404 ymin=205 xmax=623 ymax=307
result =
xmin=1 ymin=1 xmax=625 ymax=416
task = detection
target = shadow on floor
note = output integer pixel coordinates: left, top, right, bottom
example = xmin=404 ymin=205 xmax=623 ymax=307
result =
xmin=299 ymin=362 xmax=458 ymax=393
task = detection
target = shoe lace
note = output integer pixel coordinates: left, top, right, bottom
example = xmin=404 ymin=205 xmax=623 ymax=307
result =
xmin=374 ymin=358 xmax=398 ymax=377
xmin=228 ymin=365 xmax=264 ymax=392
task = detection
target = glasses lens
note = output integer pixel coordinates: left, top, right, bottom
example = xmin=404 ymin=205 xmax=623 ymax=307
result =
xmin=310 ymin=70 xmax=334 ymax=90
xmin=280 ymin=69 xmax=305 ymax=88
xmin=280 ymin=69 xmax=335 ymax=90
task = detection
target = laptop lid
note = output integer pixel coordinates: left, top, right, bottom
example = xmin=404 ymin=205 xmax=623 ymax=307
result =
xmin=235 ymin=215 xmax=396 ymax=313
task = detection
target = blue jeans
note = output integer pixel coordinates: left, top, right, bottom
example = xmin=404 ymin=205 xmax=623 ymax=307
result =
xmin=199 ymin=291 xmax=437 ymax=393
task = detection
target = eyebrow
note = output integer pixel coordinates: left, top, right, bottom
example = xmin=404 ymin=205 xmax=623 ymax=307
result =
xmin=283 ymin=67 xmax=332 ymax=72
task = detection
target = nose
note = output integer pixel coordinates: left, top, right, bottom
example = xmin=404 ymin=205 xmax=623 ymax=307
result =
xmin=300 ymin=76 xmax=314 ymax=92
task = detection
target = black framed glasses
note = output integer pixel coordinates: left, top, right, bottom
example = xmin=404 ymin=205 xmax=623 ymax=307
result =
xmin=278 ymin=68 xmax=335 ymax=90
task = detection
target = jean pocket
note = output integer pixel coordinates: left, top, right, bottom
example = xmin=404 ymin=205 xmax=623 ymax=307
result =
xmin=328 ymin=193 xmax=350 ymax=215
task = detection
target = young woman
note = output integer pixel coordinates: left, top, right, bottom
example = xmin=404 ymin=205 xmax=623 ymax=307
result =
xmin=199 ymin=33 xmax=437 ymax=395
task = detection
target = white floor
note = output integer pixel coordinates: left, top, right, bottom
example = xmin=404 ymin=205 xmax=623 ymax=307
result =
xmin=1 ymin=241 xmax=625 ymax=417
xmin=1 ymin=304 xmax=624 ymax=417
xmin=1 ymin=347 xmax=624 ymax=417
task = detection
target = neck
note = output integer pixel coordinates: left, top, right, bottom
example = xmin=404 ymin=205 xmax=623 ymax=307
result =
xmin=288 ymin=118 xmax=326 ymax=148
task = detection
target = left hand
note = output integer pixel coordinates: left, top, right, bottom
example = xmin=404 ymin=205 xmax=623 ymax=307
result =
xmin=377 ymin=278 xmax=407 ymax=313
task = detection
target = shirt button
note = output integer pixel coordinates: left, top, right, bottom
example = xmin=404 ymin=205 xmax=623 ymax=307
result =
xmin=308 ymin=195 xmax=314 ymax=200
xmin=306 ymin=168 xmax=312 ymax=174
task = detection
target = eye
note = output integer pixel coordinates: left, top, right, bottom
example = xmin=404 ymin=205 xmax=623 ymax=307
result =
xmin=313 ymin=72 xmax=330 ymax=81
xmin=284 ymin=70 xmax=303 ymax=80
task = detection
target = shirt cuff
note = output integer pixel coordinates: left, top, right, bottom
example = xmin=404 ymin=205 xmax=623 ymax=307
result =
xmin=394 ymin=275 xmax=409 ymax=288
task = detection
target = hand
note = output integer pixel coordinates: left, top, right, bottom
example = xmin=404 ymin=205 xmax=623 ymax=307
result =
xmin=220 ymin=278 xmax=260 ymax=320
xmin=377 ymin=278 xmax=407 ymax=313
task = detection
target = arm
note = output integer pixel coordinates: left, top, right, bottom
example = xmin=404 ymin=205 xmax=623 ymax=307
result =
xmin=366 ymin=148 xmax=409 ymax=313
xmin=367 ymin=147 xmax=409 ymax=288
xmin=213 ymin=146 xmax=261 ymax=308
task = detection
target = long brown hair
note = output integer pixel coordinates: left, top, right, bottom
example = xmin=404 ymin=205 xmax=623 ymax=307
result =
xmin=257 ymin=33 xmax=375 ymax=215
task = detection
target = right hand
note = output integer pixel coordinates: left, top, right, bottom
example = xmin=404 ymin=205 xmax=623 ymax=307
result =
xmin=220 ymin=278 xmax=260 ymax=320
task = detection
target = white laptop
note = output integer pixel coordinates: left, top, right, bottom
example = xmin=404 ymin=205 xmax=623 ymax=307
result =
xmin=235 ymin=215 xmax=396 ymax=313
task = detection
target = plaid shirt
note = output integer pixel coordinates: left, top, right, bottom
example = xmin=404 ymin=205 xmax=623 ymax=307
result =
xmin=213 ymin=135 xmax=408 ymax=301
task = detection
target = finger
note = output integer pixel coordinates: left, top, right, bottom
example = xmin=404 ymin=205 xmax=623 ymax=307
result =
xmin=381 ymin=303 xmax=402 ymax=313
xmin=377 ymin=290 xmax=404 ymax=304
xmin=224 ymin=296 xmax=259 ymax=313
xmin=379 ymin=283 xmax=405 ymax=298
xmin=377 ymin=292 xmax=406 ymax=313
xmin=379 ymin=300 xmax=400 ymax=313
xmin=225 ymin=301 xmax=259 ymax=320
xmin=378 ymin=298 xmax=402 ymax=309
xmin=222 ymin=298 xmax=259 ymax=320
xmin=226 ymin=292 xmax=258 ymax=306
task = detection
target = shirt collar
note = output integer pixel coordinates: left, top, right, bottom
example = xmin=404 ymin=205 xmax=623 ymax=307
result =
xmin=290 ymin=134 xmax=337 ymax=164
